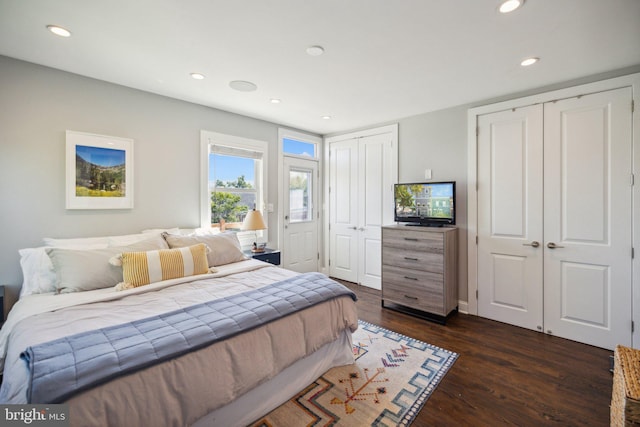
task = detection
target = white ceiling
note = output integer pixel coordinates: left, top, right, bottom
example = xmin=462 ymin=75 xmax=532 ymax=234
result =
xmin=0 ymin=0 xmax=639 ymax=135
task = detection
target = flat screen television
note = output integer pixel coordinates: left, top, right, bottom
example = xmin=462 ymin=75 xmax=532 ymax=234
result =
xmin=394 ymin=181 xmax=455 ymax=226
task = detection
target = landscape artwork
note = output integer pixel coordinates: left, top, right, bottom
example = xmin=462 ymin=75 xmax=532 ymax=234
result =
xmin=66 ymin=131 xmax=134 ymax=209
xmin=75 ymin=145 xmax=126 ymax=197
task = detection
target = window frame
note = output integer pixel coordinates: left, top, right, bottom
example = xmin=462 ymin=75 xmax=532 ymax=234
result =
xmin=200 ymin=131 xmax=268 ymax=243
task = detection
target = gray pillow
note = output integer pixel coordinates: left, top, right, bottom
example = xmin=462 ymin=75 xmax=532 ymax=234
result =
xmin=47 ymin=235 xmax=169 ymax=293
xmin=162 ymin=232 xmax=246 ymax=267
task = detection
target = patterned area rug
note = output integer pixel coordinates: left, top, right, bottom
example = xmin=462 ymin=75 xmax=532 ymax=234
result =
xmin=251 ymin=320 xmax=458 ymax=426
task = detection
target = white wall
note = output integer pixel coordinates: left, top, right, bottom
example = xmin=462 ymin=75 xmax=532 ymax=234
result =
xmin=0 ymin=55 xmax=316 ymax=307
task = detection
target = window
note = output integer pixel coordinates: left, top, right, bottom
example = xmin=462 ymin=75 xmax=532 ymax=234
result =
xmin=200 ymin=132 xmax=268 ymax=244
xmin=209 ymin=147 xmax=261 ymax=227
xmin=283 ymin=138 xmax=317 ymax=158
xmin=289 ymin=169 xmax=313 ymax=222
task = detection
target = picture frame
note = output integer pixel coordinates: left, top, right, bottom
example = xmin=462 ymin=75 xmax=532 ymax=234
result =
xmin=66 ymin=130 xmax=134 ymax=209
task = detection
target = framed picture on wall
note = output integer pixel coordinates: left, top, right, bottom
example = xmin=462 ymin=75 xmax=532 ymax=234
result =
xmin=66 ymin=130 xmax=134 ymax=209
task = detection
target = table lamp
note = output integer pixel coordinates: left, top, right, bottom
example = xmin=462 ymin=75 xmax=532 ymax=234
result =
xmin=242 ymin=208 xmax=267 ymax=252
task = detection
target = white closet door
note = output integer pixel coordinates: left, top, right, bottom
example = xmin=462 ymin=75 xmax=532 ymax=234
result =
xmin=477 ymin=105 xmax=544 ymax=331
xmin=358 ymin=133 xmax=395 ymax=290
xmin=329 ymin=138 xmax=359 ymax=282
xmin=543 ymin=87 xmax=633 ymax=349
xmin=328 ymin=130 xmax=397 ymax=288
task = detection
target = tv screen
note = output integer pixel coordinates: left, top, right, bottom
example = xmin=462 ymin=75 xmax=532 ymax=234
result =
xmin=394 ymin=181 xmax=455 ymax=226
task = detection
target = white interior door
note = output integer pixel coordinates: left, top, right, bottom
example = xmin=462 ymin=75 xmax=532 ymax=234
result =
xmin=477 ymin=105 xmax=544 ymax=331
xmin=358 ymin=134 xmax=396 ymax=290
xmin=329 ymin=139 xmax=359 ymax=282
xmin=543 ymin=87 xmax=633 ymax=349
xmin=283 ymin=156 xmax=319 ymax=273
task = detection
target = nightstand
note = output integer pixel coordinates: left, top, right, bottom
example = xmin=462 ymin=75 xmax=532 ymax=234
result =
xmin=245 ymin=248 xmax=281 ymax=266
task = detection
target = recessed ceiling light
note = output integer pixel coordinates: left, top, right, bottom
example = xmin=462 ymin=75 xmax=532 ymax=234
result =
xmin=520 ymin=57 xmax=539 ymax=67
xmin=229 ymin=80 xmax=257 ymax=92
xmin=499 ymin=0 xmax=524 ymax=13
xmin=270 ymin=98 xmax=281 ymax=104
xmin=306 ymin=45 xmax=325 ymax=56
xmin=190 ymin=73 xmax=205 ymax=80
xmin=46 ymin=25 xmax=71 ymax=37
xmin=322 ymin=115 xmax=332 ymax=120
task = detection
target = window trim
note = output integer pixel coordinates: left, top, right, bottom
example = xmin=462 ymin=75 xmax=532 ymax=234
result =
xmin=200 ymin=130 xmax=268 ymax=243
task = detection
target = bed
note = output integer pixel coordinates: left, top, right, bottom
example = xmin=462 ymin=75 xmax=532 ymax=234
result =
xmin=0 ymin=230 xmax=359 ymax=426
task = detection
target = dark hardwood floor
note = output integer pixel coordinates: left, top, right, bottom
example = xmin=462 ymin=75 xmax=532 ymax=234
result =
xmin=339 ymin=281 xmax=613 ymax=427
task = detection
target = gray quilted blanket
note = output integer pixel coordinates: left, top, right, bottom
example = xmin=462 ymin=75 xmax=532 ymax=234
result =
xmin=21 ymin=272 xmax=356 ymax=404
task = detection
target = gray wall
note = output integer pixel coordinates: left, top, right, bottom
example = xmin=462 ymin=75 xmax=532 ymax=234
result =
xmin=396 ymin=106 xmax=469 ymax=305
xmin=0 ymin=55 xmax=311 ymax=308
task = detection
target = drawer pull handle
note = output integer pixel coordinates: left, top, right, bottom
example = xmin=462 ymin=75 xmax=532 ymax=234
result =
xmin=404 ymin=295 xmax=418 ymax=300
xmin=404 ymin=238 xmax=418 ymax=241
xmin=404 ymin=257 xmax=419 ymax=261
xmin=404 ymin=276 xmax=418 ymax=281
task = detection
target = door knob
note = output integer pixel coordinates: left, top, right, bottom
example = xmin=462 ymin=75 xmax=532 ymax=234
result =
xmin=349 ymin=226 xmax=357 ymax=230
xmin=547 ymin=242 xmax=564 ymax=249
xmin=522 ymin=241 xmax=540 ymax=248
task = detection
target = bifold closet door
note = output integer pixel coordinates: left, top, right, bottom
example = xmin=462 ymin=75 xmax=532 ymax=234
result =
xmin=543 ymin=87 xmax=633 ymax=349
xmin=329 ymin=133 xmax=396 ymax=289
xmin=477 ymin=105 xmax=544 ymax=331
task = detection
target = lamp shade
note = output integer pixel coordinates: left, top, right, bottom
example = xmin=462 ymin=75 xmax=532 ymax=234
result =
xmin=242 ymin=209 xmax=267 ymax=231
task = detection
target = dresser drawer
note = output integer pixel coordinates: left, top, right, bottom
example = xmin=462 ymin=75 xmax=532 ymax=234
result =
xmin=382 ymin=228 xmax=443 ymax=254
xmin=382 ymin=246 xmax=443 ymax=273
xmin=382 ymin=265 xmax=443 ymax=295
xmin=382 ymin=266 xmax=445 ymax=314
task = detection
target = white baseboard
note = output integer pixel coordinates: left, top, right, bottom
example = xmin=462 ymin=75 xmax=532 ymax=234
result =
xmin=457 ymin=300 xmax=469 ymax=314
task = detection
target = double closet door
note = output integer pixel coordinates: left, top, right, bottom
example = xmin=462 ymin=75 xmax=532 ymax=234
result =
xmin=328 ymin=130 xmax=397 ymax=289
xmin=477 ymin=87 xmax=633 ymax=350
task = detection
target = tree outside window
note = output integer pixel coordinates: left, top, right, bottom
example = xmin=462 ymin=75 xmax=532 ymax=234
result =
xmin=211 ymin=174 xmax=255 ymax=224
xmin=209 ymin=150 xmax=261 ymax=229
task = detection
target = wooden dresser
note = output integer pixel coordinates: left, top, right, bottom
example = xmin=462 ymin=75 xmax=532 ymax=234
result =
xmin=381 ymin=225 xmax=457 ymax=323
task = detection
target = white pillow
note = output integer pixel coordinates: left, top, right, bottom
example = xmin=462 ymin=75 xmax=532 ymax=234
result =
xmin=109 ymin=228 xmax=180 ymax=246
xmin=141 ymin=227 xmax=181 ymax=234
xmin=19 ymin=247 xmax=57 ymax=297
xmin=191 ymin=227 xmax=221 ymax=236
xmin=42 ymin=236 xmax=109 ymax=249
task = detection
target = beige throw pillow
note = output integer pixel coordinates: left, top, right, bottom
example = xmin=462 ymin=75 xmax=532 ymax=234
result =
xmin=162 ymin=232 xmax=246 ymax=267
xmin=47 ymin=235 xmax=169 ymax=293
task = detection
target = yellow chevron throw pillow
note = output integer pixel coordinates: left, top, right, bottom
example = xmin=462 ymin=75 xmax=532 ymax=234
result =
xmin=115 ymin=243 xmax=209 ymax=290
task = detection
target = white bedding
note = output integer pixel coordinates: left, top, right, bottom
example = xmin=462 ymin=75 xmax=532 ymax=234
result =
xmin=0 ymin=259 xmax=298 ymax=404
